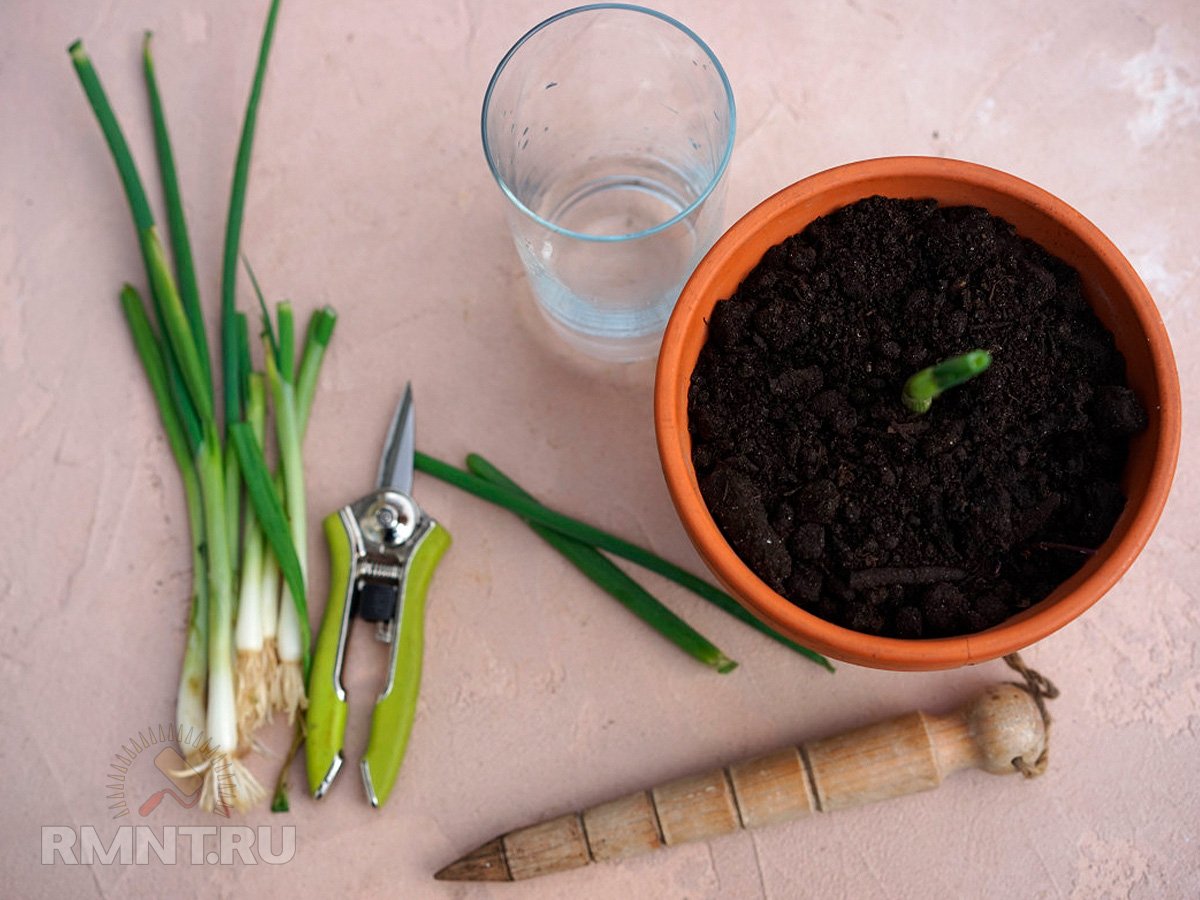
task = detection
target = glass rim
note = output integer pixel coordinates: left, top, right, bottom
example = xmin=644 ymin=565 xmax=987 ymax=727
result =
xmin=481 ymin=3 xmax=737 ymax=244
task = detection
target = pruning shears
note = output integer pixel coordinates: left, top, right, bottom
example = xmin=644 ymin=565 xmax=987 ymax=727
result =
xmin=306 ymin=384 xmax=451 ymax=807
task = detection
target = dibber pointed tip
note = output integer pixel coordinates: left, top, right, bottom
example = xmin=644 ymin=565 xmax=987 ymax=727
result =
xmin=434 ymin=837 xmax=512 ymax=882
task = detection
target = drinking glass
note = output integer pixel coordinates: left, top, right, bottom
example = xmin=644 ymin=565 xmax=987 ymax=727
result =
xmin=482 ymin=4 xmax=736 ymax=361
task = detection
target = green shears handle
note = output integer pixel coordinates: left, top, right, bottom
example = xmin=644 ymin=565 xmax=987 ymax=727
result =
xmin=306 ymin=508 xmax=451 ymax=805
xmin=306 ymin=510 xmax=355 ymax=798
xmin=361 ymin=521 xmax=450 ymax=806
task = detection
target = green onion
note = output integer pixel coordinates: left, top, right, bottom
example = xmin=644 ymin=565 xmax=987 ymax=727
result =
xmin=197 ymin=426 xmax=266 ymax=812
xmin=262 ymin=303 xmax=312 ymax=718
xmin=235 ymin=374 xmax=271 ymax=742
xmin=221 ymin=0 xmax=282 ymax=430
xmin=216 ymin=0 xmax=281 ymax=587
xmin=414 ymin=452 xmax=833 ymax=672
xmin=467 ymin=455 xmax=737 ymax=673
xmin=225 ymin=314 xmax=256 ymax=585
xmin=902 ymin=349 xmax=992 ymax=414
xmin=269 ymin=307 xmax=335 ymax=812
xmin=246 ymin=266 xmax=317 ymax=688
xmin=229 ymin=422 xmax=309 ymax=672
xmin=119 ymin=286 xmax=208 ymax=745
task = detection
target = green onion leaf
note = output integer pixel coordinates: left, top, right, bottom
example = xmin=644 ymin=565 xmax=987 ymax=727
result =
xmin=119 ymin=285 xmax=192 ymax=474
xmin=467 ymin=455 xmax=737 ymax=673
xmin=244 ymin=257 xmax=278 ymax=364
xmin=236 ymin=312 xmax=253 ymax=413
xmin=277 ymin=302 xmax=295 ymax=384
xmin=141 ymin=226 xmax=214 ymax=426
xmin=221 ymin=0 xmax=283 ymax=430
xmin=224 ymin=442 xmax=242 ymax=585
xmin=230 ymin=421 xmax=309 ymax=674
xmin=68 ymin=41 xmax=154 ymax=230
xmin=226 ymin=314 xmax=254 ymax=582
xmin=143 ymin=31 xmax=212 ymax=395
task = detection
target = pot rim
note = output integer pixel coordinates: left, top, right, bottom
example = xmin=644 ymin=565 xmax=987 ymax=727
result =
xmin=654 ymin=156 xmax=1182 ymax=670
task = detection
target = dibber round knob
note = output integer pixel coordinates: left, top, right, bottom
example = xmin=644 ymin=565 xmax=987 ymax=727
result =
xmin=962 ymin=683 xmax=1047 ymax=775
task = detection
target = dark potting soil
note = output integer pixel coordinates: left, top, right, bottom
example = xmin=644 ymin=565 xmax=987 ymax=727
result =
xmin=688 ymin=196 xmax=1147 ymax=639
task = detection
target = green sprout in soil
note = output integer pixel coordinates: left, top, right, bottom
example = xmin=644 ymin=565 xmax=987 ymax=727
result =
xmin=902 ymin=349 xmax=992 ymax=414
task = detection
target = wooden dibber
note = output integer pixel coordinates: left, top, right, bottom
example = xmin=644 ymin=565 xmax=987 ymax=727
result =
xmin=436 ymin=683 xmax=1047 ymax=882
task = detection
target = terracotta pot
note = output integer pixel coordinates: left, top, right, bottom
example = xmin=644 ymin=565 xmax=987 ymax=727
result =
xmin=654 ymin=157 xmax=1181 ymax=670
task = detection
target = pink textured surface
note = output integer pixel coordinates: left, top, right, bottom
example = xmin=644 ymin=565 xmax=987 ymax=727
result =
xmin=3 ymin=1 xmax=1197 ymax=897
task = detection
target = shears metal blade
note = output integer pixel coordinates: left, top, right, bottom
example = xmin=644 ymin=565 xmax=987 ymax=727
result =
xmin=376 ymin=383 xmax=414 ymax=495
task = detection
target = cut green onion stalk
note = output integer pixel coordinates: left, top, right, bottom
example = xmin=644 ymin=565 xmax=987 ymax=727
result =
xmin=234 ymin=374 xmax=271 ymax=743
xmin=467 ymin=455 xmax=738 ymax=673
xmin=414 ymin=453 xmax=833 ymax=672
xmin=263 ymin=302 xmax=311 ymax=723
xmin=295 ymin=307 xmax=337 ymax=436
xmin=902 ymin=349 xmax=993 ymax=414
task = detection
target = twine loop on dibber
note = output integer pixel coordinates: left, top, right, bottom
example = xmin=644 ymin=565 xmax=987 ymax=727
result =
xmin=1003 ymin=651 xmax=1059 ymax=778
